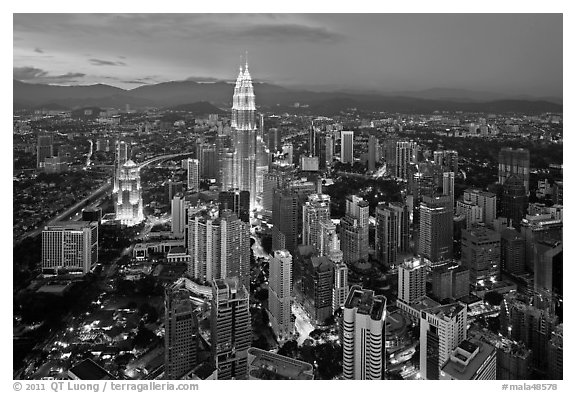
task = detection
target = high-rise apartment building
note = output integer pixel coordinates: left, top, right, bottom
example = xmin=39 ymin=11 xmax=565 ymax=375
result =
xmin=341 ymin=196 xmax=370 ymax=263
xmin=188 ymin=210 xmax=250 ymax=289
xmin=171 ymin=194 xmax=187 ymax=238
xmin=302 ymin=194 xmax=331 ymax=253
xmin=164 ymin=279 xmax=198 ymax=379
xmin=443 ymin=172 xmax=455 ymax=207
xmin=340 ymin=130 xmax=354 ymax=164
xmin=433 ymin=150 xmax=459 ymax=174
xmin=502 ymin=175 xmax=528 ymax=229
xmin=419 ymin=195 xmax=454 ymax=263
xmin=342 ymin=286 xmax=387 ymax=380
xmin=375 ymin=202 xmax=409 ymax=267
xmin=461 ymin=226 xmax=501 ymax=286
xmin=268 ymin=250 xmax=294 ymax=338
xmin=41 ymin=221 xmax=98 ymax=275
xmin=464 ymin=189 xmax=497 ymax=225
xmin=501 ymin=228 xmax=526 ymax=275
xmin=499 ymin=148 xmax=530 ymax=195
xmin=395 ymin=141 xmax=416 ymax=180
xmin=368 ymin=135 xmax=377 ymax=171
xmin=419 ymin=303 xmax=467 ymax=380
xmin=456 ymin=199 xmax=484 ymax=229
xmin=211 ymin=278 xmax=251 ymax=380
xmin=398 ymin=257 xmax=427 ymax=303
xmin=184 ymin=158 xmax=200 ymax=193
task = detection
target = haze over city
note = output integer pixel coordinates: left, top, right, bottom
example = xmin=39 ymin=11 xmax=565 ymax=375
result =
xmin=14 ymin=13 xmax=562 ymax=99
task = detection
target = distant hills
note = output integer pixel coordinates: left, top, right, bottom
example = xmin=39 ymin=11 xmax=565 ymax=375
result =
xmin=13 ymin=79 xmax=562 ymax=115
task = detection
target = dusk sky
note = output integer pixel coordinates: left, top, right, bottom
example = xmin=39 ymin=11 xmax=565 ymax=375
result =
xmin=13 ymin=13 xmax=562 ymax=97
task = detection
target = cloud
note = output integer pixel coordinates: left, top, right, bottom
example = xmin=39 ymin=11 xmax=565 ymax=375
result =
xmin=14 ymin=66 xmax=85 ymax=83
xmin=34 ymin=48 xmax=44 ymax=53
xmin=121 ymin=80 xmax=151 ymax=85
xmin=208 ymin=23 xmax=346 ymax=44
xmin=185 ymin=76 xmax=228 ymax=83
xmin=89 ymin=58 xmax=126 ymax=66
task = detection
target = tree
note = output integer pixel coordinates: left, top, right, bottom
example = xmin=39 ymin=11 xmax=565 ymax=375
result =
xmin=484 ymin=291 xmax=504 ymax=306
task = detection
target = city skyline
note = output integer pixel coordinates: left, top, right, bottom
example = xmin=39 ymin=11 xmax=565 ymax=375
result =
xmin=13 ymin=13 xmax=562 ymax=98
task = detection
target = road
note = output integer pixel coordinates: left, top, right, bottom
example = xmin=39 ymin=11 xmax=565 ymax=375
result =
xmin=16 ymin=182 xmax=113 ymax=244
xmin=137 ymin=151 xmax=195 ymax=170
xmin=292 ymin=302 xmax=315 ymax=345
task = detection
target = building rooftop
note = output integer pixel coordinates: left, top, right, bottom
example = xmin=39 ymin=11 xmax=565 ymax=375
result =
xmin=68 ymin=359 xmax=113 ymax=380
xmin=345 ymin=286 xmax=386 ymax=320
xmin=426 ymin=302 xmax=466 ymax=321
xmin=441 ymin=338 xmax=496 ymax=380
xmin=407 ymin=296 xmax=441 ymax=312
xmin=248 ymin=347 xmax=313 ymax=380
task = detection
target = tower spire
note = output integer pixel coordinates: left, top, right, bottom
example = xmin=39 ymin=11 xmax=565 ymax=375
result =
xmin=245 ymin=50 xmax=249 ymax=70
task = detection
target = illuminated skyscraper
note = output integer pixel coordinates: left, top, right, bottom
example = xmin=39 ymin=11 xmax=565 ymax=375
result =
xmin=113 ymin=140 xmax=128 ymax=193
xmin=302 ymin=193 xmax=331 ymax=253
xmin=116 ymin=160 xmax=144 ymax=226
xmin=340 ymin=130 xmax=354 ymax=164
xmin=268 ymin=250 xmax=294 ymax=338
xmin=419 ymin=195 xmax=453 ymax=263
xmin=36 ymin=134 xmax=54 ymax=168
xmin=341 ymin=195 xmax=370 ymax=263
xmin=499 ymin=148 xmax=530 ymax=195
xmin=231 ymin=60 xmax=257 ymax=209
xmin=184 ymin=158 xmax=200 ymax=193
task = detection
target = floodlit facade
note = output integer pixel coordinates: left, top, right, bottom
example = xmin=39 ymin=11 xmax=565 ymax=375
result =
xmin=115 ymin=159 xmax=144 ymax=226
xmin=268 ymin=250 xmax=294 ymax=338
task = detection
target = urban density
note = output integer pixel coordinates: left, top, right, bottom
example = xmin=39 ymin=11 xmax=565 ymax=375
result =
xmin=13 ymin=14 xmax=563 ymax=382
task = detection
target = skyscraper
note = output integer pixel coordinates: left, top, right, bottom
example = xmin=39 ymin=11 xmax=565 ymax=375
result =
xmin=368 ymin=134 xmax=377 ymax=171
xmin=499 ymin=148 xmax=530 ymax=195
xmin=341 ymin=195 xmax=370 ymax=263
xmin=502 ymin=175 xmax=528 ymax=229
xmin=396 ymin=141 xmax=416 ymax=180
xmin=443 ymin=172 xmax=455 ymax=207
xmin=302 ymin=193 xmax=331 ymax=253
xmin=171 ymin=194 xmax=187 ymax=238
xmin=301 ymin=255 xmax=334 ymax=324
xmin=398 ymin=257 xmax=427 ymax=303
xmin=463 ymin=189 xmax=497 ymax=225
xmin=37 ymin=134 xmax=54 ymax=168
xmin=268 ymin=250 xmax=294 ymax=339
xmin=211 ymin=278 xmax=251 ymax=380
xmin=231 ymin=61 xmax=257 ymax=209
xmin=115 ymin=160 xmax=144 ymax=226
xmin=340 ymin=130 xmax=354 ymax=164
xmin=184 ymin=158 xmax=200 ymax=193
xmin=501 ymin=228 xmax=526 ymax=275
xmin=41 ymin=221 xmax=98 ymax=275
xmin=342 ymin=286 xmax=387 ymax=380
xmin=272 ymin=189 xmax=299 ymax=253
xmin=461 ymin=226 xmax=501 ymax=286
xmin=419 ymin=303 xmax=467 ymax=380
xmin=375 ymin=202 xmax=406 ymax=267
xmin=218 ymin=189 xmax=250 ymax=223
xmin=418 ymin=195 xmax=454 ymax=263
xmin=434 ymin=150 xmax=459 ymax=174
xmin=164 ymin=279 xmax=198 ymax=380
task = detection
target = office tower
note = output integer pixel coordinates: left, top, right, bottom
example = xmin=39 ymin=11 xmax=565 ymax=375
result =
xmin=461 ymin=226 xmax=501 ymax=286
xmin=113 ymin=140 xmax=129 ymax=193
xmin=218 ymin=148 xmax=235 ymax=191
xmin=368 ymin=135 xmax=377 ymax=171
xmin=502 ymin=175 xmax=527 ymax=229
xmin=314 ymin=132 xmax=327 ymax=169
xmin=272 ymin=189 xmax=299 ymax=253
xmin=41 ymin=221 xmax=98 ymax=275
xmin=520 ymin=215 xmax=562 ymax=273
xmin=115 ymin=160 xmax=144 ymax=226
xmin=302 ymin=256 xmax=333 ymax=324
xmin=43 ymin=156 xmax=67 ymax=174
xmin=218 ymin=190 xmax=250 ymax=223
xmin=308 ymin=123 xmax=316 ymax=156
xmin=164 ymin=279 xmax=198 ymax=379
xmin=247 ymin=347 xmax=314 ymax=380
xmin=440 ymin=339 xmax=497 ymax=380
xmin=548 ymin=325 xmax=563 ymax=380
xmin=267 ymin=128 xmax=281 ymax=153
xmin=342 ymin=286 xmax=387 ymax=380
xmin=533 ymin=240 xmax=562 ymax=307
xmin=340 ymin=130 xmax=354 ymax=164
xmin=398 ymin=257 xmax=427 ymax=303
xmin=268 ymin=250 xmax=294 ymax=338
xmin=282 ymin=143 xmax=293 ymax=164
xmin=82 ymin=207 xmax=102 ymax=224
xmin=37 ymin=134 xmax=54 ymax=168
xmin=184 ymin=158 xmax=200 ymax=192
xmin=552 ymin=181 xmax=563 ymax=205
xmin=211 ymin=278 xmax=251 ymax=380
xmin=463 ymin=189 xmax=497 ymax=225
xmin=376 ymin=202 xmax=409 ymax=267
xmin=302 ymin=194 xmax=331 ymax=252
xmin=197 ymin=143 xmax=218 ymax=180
xmin=433 ymin=150 xmax=459 ymax=174
xmin=231 ymin=61 xmax=257 ymax=208
xmin=188 ymin=211 xmax=250 ymax=289
xmin=165 ymin=180 xmax=184 ymax=204
xmin=171 ymin=194 xmax=187 ymax=238
xmin=501 ymin=228 xmax=526 ymax=274
xmin=262 ymin=171 xmax=283 ymax=215
xmin=442 ymin=172 xmax=455 ymax=207
xmin=456 ymin=199 xmax=483 ymax=229
xmin=340 ymin=196 xmax=370 ymax=263
xmin=419 ymin=195 xmax=453 ymax=263
xmin=499 ymin=148 xmax=530 ymax=195
xmin=325 ymin=134 xmax=334 ymax=167
xmin=395 ymin=141 xmax=416 ymax=180
xmin=317 ymin=219 xmax=337 ymax=257
xmin=419 ymin=303 xmax=467 ymax=380
xmin=430 ymin=262 xmax=470 ymax=301
xmin=500 ymin=292 xmax=558 ymax=372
